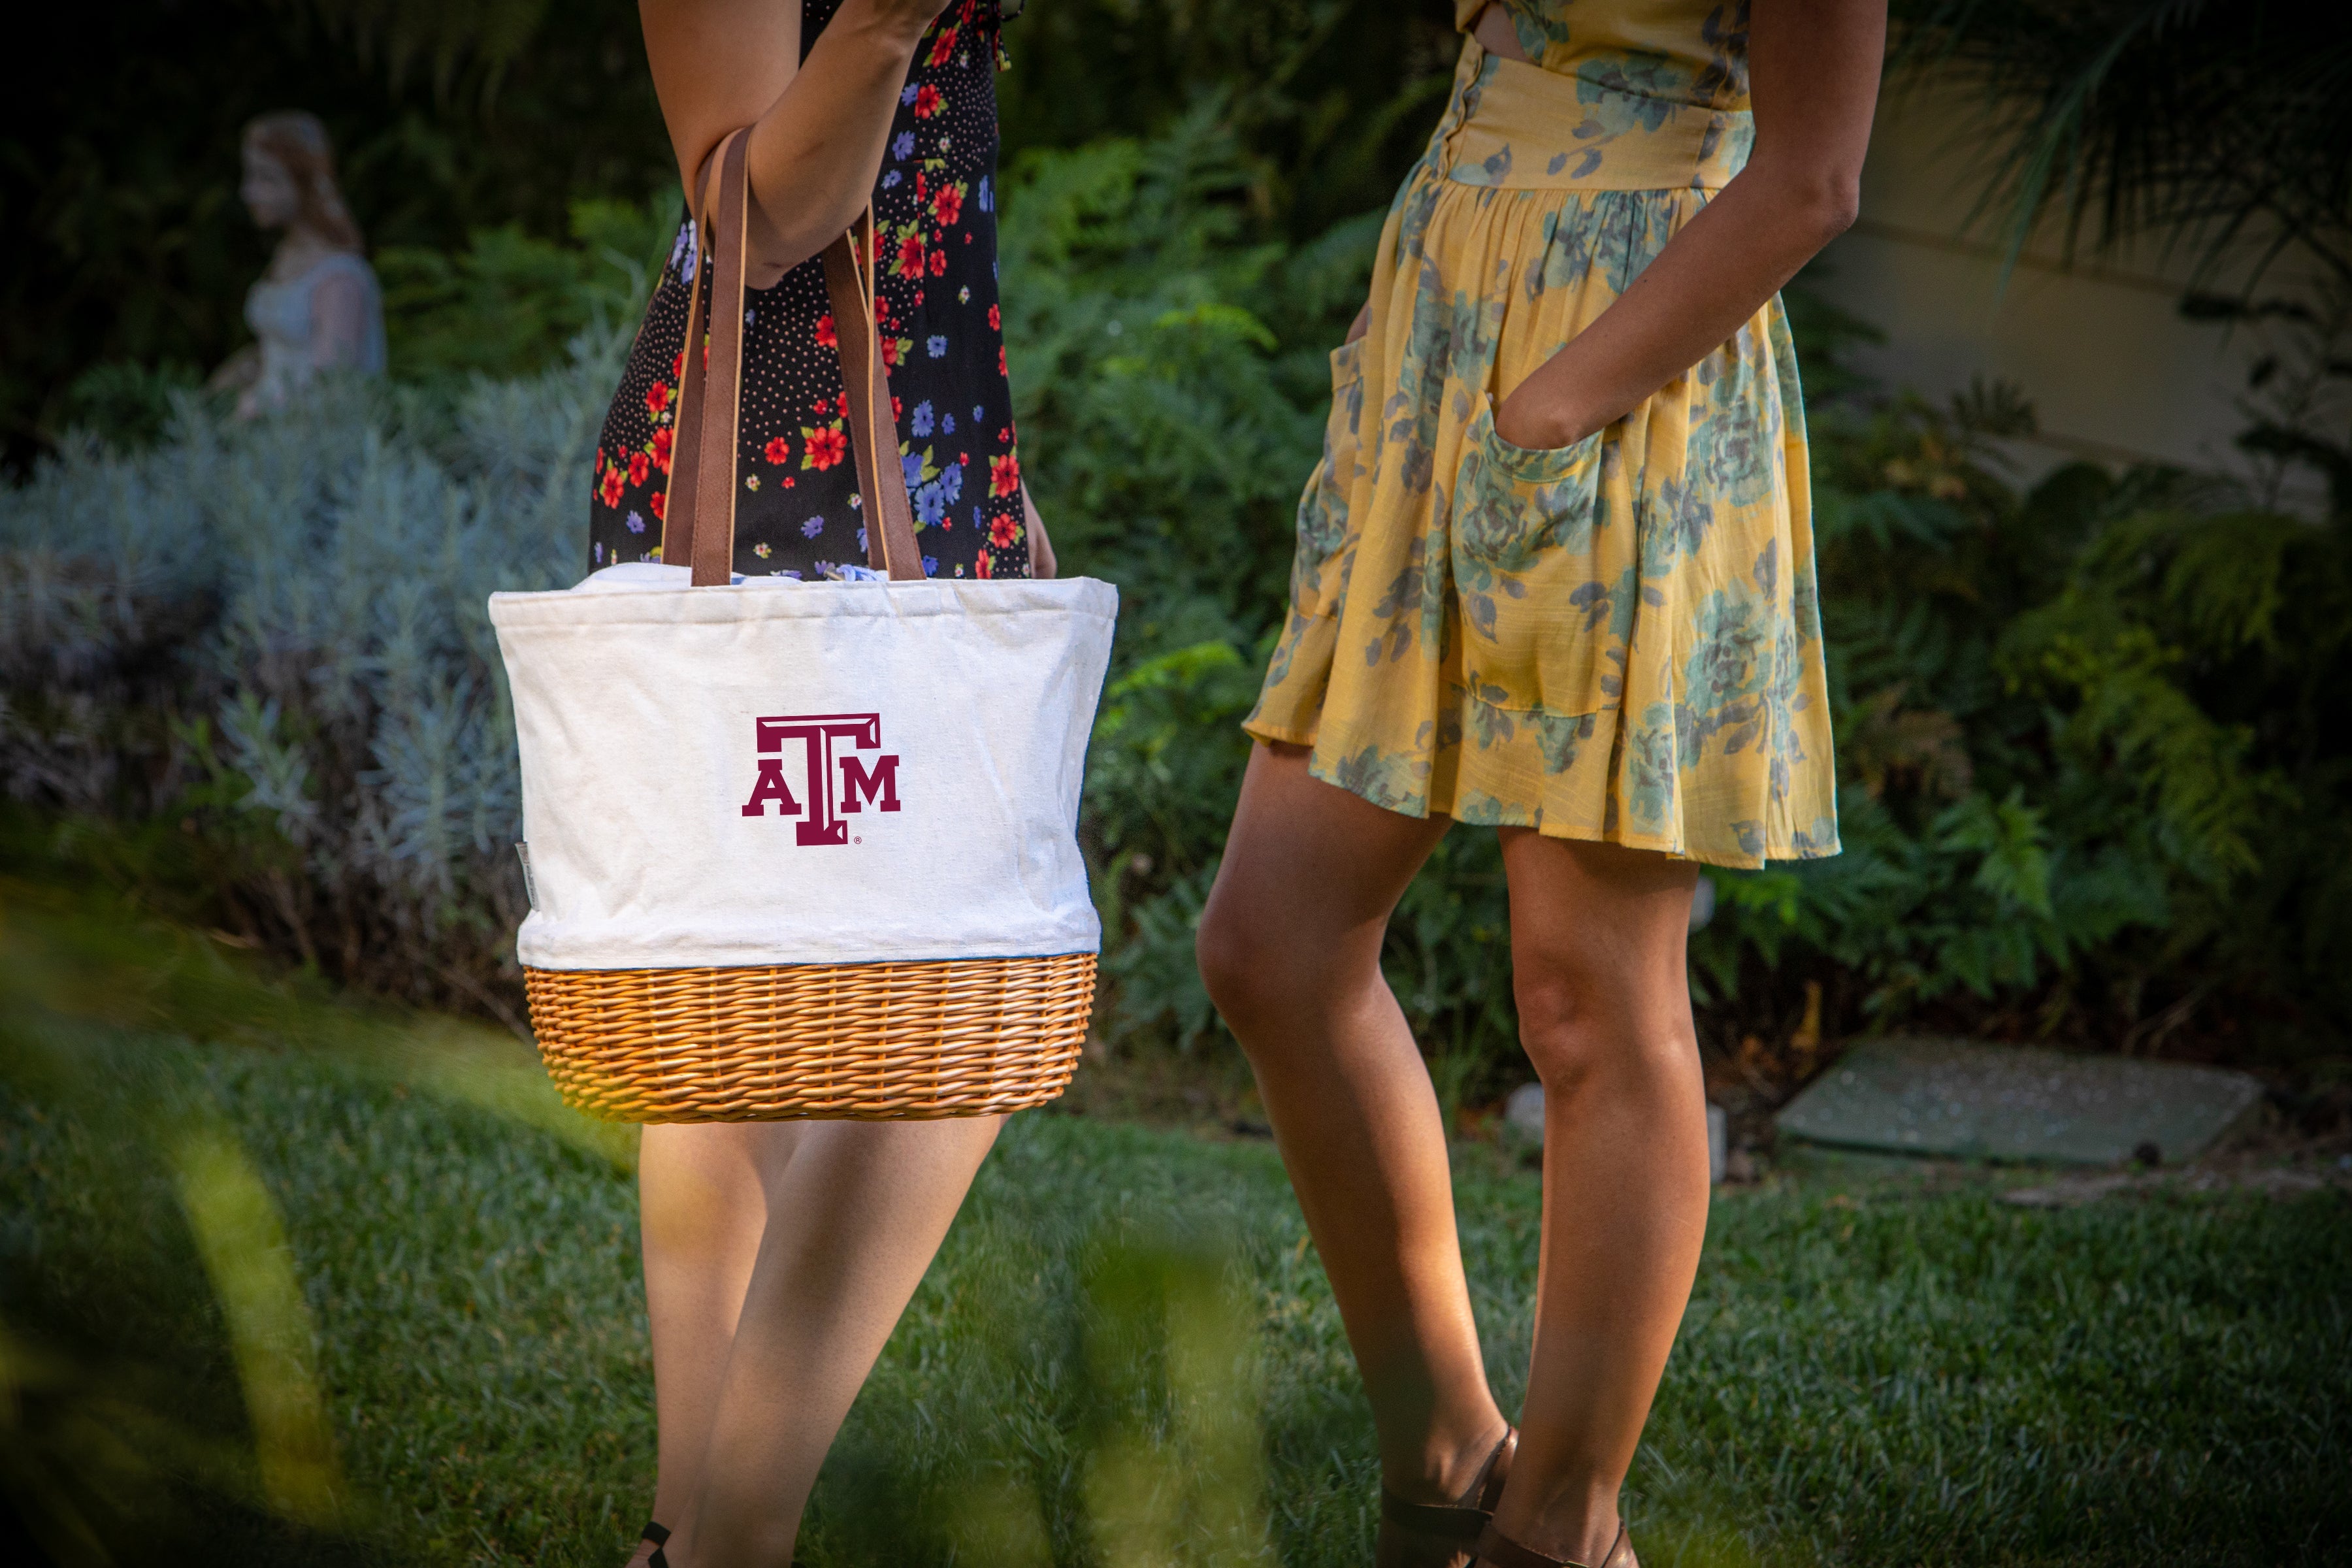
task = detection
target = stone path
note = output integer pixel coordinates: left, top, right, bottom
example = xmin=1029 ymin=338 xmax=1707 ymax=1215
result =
xmin=1775 ymin=1037 xmax=2265 ymax=1166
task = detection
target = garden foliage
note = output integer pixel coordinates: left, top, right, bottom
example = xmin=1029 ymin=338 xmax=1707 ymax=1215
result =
xmin=5 ymin=115 xmax=2349 ymax=1078
xmin=11 ymin=0 xmax=1458 ymax=469
xmin=0 ymin=337 xmax=620 ymax=1023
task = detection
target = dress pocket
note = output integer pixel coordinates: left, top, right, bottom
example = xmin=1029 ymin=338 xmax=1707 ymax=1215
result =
xmin=1290 ymin=338 xmax=1367 ymax=617
xmin=1449 ymin=395 xmax=1632 ymax=717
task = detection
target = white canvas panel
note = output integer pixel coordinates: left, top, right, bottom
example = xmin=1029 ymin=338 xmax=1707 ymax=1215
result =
xmin=491 ymin=567 xmax=1118 ymax=970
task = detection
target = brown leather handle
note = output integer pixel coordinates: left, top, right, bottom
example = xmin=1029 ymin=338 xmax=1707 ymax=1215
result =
xmin=824 ymin=209 xmax=926 ymax=583
xmin=661 ymin=128 xmax=924 ymax=585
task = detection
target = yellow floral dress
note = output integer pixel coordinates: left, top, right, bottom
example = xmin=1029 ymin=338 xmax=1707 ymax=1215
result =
xmin=1243 ymin=0 xmax=1839 ymax=868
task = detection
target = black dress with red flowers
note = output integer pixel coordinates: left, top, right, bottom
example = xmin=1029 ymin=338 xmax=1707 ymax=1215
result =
xmin=588 ymin=0 xmax=1026 ymax=581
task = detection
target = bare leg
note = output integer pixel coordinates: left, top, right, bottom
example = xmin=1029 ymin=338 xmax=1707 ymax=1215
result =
xmin=1196 ymin=743 xmax=1508 ymax=1500
xmin=1486 ymin=830 xmax=1707 ymax=1565
xmin=630 ymin=1122 xmax=807 ymax=1564
xmin=662 ymin=1115 xmax=1003 ymax=1568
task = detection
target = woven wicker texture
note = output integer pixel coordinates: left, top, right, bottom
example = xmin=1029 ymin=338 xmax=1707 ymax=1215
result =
xmin=525 ymin=954 xmax=1094 ymax=1122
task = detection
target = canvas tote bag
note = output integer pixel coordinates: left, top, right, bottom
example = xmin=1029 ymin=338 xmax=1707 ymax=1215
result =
xmin=489 ymin=128 xmax=1118 ymax=1122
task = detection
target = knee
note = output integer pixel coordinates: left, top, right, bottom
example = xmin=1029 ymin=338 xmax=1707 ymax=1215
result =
xmin=1512 ymin=968 xmax=1693 ymax=1095
xmin=1513 ymin=971 xmax=1603 ymax=1091
xmin=1196 ymin=889 xmax=1347 ymax=1055
xmin=1194 ymin=894 xmax=1276 ymax=1036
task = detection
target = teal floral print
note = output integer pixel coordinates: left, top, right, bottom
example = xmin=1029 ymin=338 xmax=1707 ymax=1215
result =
xmin=1243 ymin=0 xmax=1839 ymax=868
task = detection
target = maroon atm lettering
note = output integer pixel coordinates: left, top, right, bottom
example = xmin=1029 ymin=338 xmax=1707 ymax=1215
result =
xmin=838 ymin=754 xmax=900 ymax=814
xmin=738 ymin=760 xmax=800 ymax=817
xmin=740 ymin=712 xmax=900 ymax=845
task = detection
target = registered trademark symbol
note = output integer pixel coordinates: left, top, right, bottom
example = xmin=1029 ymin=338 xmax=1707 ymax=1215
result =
xmin=854 ymin=836 xmax=862 ymax=843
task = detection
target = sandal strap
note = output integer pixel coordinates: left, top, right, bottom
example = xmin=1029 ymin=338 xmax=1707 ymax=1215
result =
xmin=642 ymin=1519 xmax=671 ymax=1568
xmin=1468 ymin=1426 xmax=1516 ymax=1512
xmin=1473 ymin=1521 xmax=1629 ymax=1568
xmin=1380 ymin=1494 xmax=1495 ymax=1543
xmin=1379 ymin=1426 xmax=1518 ymax=1543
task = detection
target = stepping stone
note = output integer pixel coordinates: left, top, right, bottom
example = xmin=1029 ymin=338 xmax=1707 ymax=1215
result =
xmin=1775 ymin=1037 xmax=2264 ymax=1166
xmin=1504 ymin=1081 xmax=1547 ymax=1143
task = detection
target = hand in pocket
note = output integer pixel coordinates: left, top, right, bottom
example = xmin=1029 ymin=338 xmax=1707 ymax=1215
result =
xmin=1449 ymin=397 xmax=1634 ymax=718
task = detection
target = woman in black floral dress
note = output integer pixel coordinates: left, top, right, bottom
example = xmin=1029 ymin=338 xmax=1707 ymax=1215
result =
xmin=604 ymin=6 xmax=1041 ymax=1567
xmin=593 ymin=0 xmax=1043 ymax=585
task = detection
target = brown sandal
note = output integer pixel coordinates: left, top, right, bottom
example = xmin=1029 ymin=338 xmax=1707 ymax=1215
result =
xmin=1471 ymin=1521 xmax=1632 ymax=1568
xmin=1375 ymin=1426 xmax=1518 ymax=1568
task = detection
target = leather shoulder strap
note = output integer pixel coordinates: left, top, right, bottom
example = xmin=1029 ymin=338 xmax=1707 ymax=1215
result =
xmin=689 ymin=129 xmax=751 ymax=586
xmin=657 ymin=129 xmax=745 ymax=582
xmin=657 ymin=131 xmax=923 ymax=583
xmin=825 ymin=210 xmax=924 ymax=580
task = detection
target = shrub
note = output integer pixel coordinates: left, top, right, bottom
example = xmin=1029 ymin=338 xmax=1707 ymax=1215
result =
xmin=376 ymin=197 xmax=677 ymax=385
xmin=1700 ymin=288 xmax=2352 ymax=1068
xmin=0 ymin=341 xmax=618 ymax=1023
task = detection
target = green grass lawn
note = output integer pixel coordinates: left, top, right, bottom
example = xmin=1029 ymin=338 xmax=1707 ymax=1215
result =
xmin=3 ymin=905 xmax=2348 ymax=1567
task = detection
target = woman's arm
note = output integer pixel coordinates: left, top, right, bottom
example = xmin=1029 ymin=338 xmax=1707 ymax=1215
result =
xmin=1492 ymin=0 xmax=1885 ymax=451
xmin=640 ymin=0 xmax=951 ymax=289
xmin=207 ymin=344 xmax=260 ymax=393
xmin=1021 ymin=485 xmax=1055 ymax=578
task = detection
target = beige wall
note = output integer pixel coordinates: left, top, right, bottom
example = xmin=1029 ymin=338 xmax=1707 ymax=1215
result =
xmin=1812 ymin=78 xmax=2328 ymax=512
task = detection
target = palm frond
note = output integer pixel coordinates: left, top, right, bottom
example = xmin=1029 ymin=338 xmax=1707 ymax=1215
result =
xmin=1895 ymin=0 xmax=2352 ymax=295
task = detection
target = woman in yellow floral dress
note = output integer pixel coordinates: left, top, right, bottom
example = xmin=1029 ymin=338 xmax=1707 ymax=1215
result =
xmin=1197 ymin=3 xmax=1884 ymax=1565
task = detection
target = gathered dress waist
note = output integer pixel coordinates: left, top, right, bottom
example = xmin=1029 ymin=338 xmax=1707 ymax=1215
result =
xmin=1441 ymin=52 xmax=1753 ymax=193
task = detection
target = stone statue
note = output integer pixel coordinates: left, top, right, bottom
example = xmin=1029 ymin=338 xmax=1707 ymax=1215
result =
xmin=208 ymin=112 xmax=387 ymax=418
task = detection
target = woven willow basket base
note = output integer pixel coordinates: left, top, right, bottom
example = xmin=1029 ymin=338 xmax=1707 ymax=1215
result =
xmin=526 ymin=953 xmax=1095 ymax=1122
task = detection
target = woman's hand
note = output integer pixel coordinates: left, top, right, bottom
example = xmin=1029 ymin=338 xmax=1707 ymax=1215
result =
xmin=1494 ymin=377 xmax=1605 ymax=451
xmin=642 ymin=0 xmax=955 ymax=287
xmin=206 ymin=343 xmax=260 ymax=394
xmin=1489 ymin=0 xmax=1885 ymax=451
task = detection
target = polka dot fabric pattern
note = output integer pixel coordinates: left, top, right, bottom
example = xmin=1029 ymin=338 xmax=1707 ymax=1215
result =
xmin=589 ymin=0 xmax=1027 ymax=582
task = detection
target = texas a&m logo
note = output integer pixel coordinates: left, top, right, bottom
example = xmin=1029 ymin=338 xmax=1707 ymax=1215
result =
xmin=740 ymin=712 xmax=900 ymax=846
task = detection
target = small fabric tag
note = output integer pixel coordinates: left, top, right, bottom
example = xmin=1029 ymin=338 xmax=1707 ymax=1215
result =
xmin=515 ymin=842 xmax=539 ymax=911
